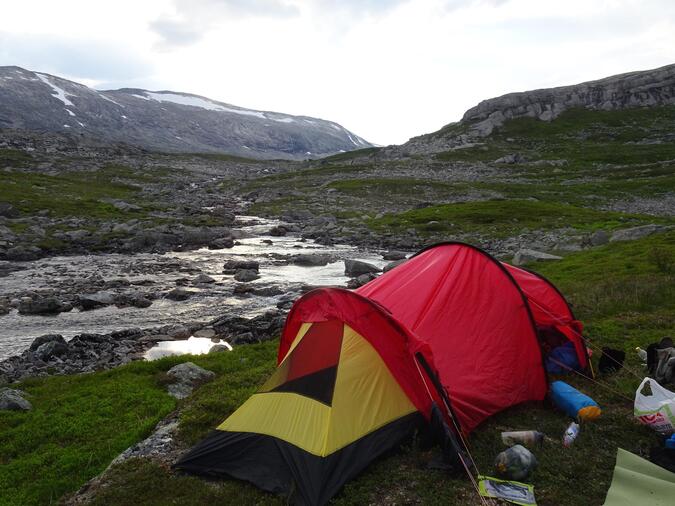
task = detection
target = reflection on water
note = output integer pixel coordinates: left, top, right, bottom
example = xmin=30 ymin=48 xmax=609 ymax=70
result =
xmin=144 ymin=336 xmax=233 ymax=361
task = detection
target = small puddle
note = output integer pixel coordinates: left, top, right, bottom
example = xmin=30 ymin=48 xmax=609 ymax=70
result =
xmin=144 ymin=336 xmax=233 ymax=361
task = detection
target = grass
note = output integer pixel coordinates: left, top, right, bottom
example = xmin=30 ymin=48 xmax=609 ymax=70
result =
xmin=318 ymin=147 xmax=381 ymax=163
xmin=0 ymin=165 xmax=170 ymax=219
xmin=1 ymin=232 xmax=673 ymax=505
xmin=0 ymin=361 xmax=176 ymax=506
xmin=368 ymin=199 xmax=667 ymax=237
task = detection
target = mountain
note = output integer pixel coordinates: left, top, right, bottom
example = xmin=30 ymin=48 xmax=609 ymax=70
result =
xmin=0 ymin=66 xmax=371 ymax=160
xmin=401 ymin=63 xmax=675 ymax=154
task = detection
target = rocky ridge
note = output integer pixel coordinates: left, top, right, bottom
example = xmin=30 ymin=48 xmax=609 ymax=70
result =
xmin=400 ymin=63 xmax=675 ymax=154
xmin=0 ymin=66 xmax=371 ymax=160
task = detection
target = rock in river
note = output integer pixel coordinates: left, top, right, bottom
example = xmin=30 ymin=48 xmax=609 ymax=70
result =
xmin=344 ymin=259 xmax=381 ymax=277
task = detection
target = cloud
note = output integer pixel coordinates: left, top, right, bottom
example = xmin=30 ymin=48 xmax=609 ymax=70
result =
xmin=0 ymin=32 xmax=153 ymax=87
xmin=444 ymin=0 xmax=509 ymax=11
xmin=150 ymin=0 xmax=299 ymax=48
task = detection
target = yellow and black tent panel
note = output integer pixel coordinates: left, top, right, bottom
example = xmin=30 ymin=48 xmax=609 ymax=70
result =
xmin=175 ymin=319 xmax=422 ymax=505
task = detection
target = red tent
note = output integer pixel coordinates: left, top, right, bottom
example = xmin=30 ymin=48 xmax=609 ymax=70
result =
xmin=281 ymin=242 xmax=587 ymax=433
xmin=178 ymin=242 xmax=587 ymax=504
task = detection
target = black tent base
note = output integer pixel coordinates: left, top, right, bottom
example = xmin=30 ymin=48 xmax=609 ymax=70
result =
xmin=174 ymin=413 xmax=424 ymax=506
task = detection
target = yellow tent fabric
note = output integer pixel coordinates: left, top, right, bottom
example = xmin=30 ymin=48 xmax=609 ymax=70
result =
xmin=218 ymin=322 xmax=417 ymax=456
xmin=602 ymin=448 xmax=675 ymax=506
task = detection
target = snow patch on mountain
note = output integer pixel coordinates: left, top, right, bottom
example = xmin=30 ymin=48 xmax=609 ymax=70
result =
xmin=35 ymin=73 xmax=75 ymax=107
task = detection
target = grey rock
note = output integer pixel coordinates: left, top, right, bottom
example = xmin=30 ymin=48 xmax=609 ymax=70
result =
xmin=166 ymin=288 xmax=192 ymax=301
xmin=0 ymin=388 xmax=32 ymax=410
xmin=344 ymin=259 xmax=381 ymax=277
xmin=0 ymin=202 xmax=20 ymax=218
xmin=268 ymin=225 xmax=288 ymax=237
xmin=234 ymin=269 xmax=259 ymax=282
xmin=193 ymin=328 xmax=216 ymax=338
xmin=292 ymin=254 xmax=332 ymax=266
xmin=223 ymin=259 xmax=259 ymax=274
xmin=347 ymin=273 xmax=378 ymax=289
xmin=610 ymin=224 xmax=664 ymax=242
xmin=168 ymin=325 xmax=191 ymax=339
xmin=18 ymin=296 xmax=66 ymax=315
xmin=192 ymin=273 xmax=216 ymax=284
xmin=590 ymin=229 xmax=610 ymax=246
xmin=512 ymin=249 xmax=563 ymax=266
xmin=494 ymin=153 xmax=527 ymax=164
xmin=166 ymin=362 xmax=215 ymax=399
xmin=29 ymin=334 xmax=66 ymax=351
xmin=208 ymin=237 xmax=234 ymax=250
xmin=208 ymin=344 xmax=230 ymax=354
xmin=79 ymin=291 xmax=116 ymax=310
xmin=34 ymin=340 xmax=69 ymax=360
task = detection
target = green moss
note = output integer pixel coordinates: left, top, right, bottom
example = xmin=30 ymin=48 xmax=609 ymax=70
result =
xmin=368 ymin=199 xmax=662 ymax=237
xmin=0 ymin=168 xmax=155 ymax=219
xmin=319 ymin=147 xmax=381 ymax=163
xmin=0 ymin=361 xmax=176 ymax=506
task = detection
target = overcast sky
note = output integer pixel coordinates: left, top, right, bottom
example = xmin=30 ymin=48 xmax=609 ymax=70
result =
xmin=1 ymin=0 xmax=675 ymax=145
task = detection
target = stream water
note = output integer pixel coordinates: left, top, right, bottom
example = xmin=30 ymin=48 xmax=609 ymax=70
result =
xmin=0 ymin=217 xmax=391 ymax=360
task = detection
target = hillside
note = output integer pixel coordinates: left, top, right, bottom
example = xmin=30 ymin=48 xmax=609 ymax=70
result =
xmin=0 ymin=66 xmax=371 ymax=160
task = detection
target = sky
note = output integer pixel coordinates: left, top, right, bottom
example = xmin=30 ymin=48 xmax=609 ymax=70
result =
xmin=1 ymin=0 xmax=675 ymax=146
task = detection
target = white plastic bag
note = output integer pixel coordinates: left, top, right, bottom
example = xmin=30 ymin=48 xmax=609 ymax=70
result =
xmin=634 ymin=377 xmax=675 ymax=435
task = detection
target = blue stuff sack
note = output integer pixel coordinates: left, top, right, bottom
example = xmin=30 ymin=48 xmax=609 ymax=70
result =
xmin=546 ymin=341 xmax=580 ymax=374
xmin=549 ymin=380 xmax=601 ymax=421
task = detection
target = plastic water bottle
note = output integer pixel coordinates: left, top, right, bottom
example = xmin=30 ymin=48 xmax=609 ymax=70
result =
xmin=501 ymin=430 xmax=545 ymax=448
xmin=636 ymin=347 xmax=648 ymax=362
xmin=563 ymin=422 xmax=580 ymax=447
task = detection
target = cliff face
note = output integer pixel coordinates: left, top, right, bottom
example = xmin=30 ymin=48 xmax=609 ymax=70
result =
xmin=462 ymin=63 xmax=675 ymax=136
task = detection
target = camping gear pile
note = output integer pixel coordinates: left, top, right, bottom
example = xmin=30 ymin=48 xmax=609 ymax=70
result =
xmin=172 ymin=241 xmax=669 ymax=504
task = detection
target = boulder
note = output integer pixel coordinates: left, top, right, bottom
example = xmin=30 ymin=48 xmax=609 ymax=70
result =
xmin=34 ymin=340 xmax=69 ymax=360
xmin=208 ymin=344 xmax=231 ymax=354
xmin=382 ymin=250 xmax=407 ymax=261
xmin=194 ymin=328 xmax=216 ymax=338
xmin=344 ymin=259 xmax=381 ymax=277
xmin=126 ymin=293 xmax=152 ymax=308
xmin=0 ymin=202 xmax=20 ymax=218
xmin=223 ymin=259 xmax=259 ymax=274
xmin=165 ymin=362 xmax=215 ymax=399
xmin=292 ymin=254 xmax=332 ymax=266
xmin=5 ymin=246 xmax=41 ymax=261
xmin=230 ymin=332 xmax=256 ymax=345
xmin=512 ymin=249 xmax=563 ymax=266
xmin=234 ymin=269 xmax=259 ymax=282
xmin=347 ymin=273 xmax=378 ymax=289
xmin=29 ymin=334 xmax=66 ymax=351
xmin=610 ymin=224 xmax=664 ymax=242
xmin=0 ymin=388 xmax=32 ymax=411
xmin=166 ymin=288 xmax=192 ymax=301
xmin=494 ymin=153 xmax=527 ymax=164
xmin=168 ymin=325 xmax=191 ymax=339
xmin=268 ymin=225 xmax=288 ymax=237
xmin=589 ymin=229 xmax=609 ymax=246
xmin=208 ymin=237 xmax=235 ymax=250
xmin=18 ymin=296 xmax=67 ymax=315
xmin=192 ymin=273 xmax=216 ymax=284
xmin=79 ymin=292 xmax=116 ymax=310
